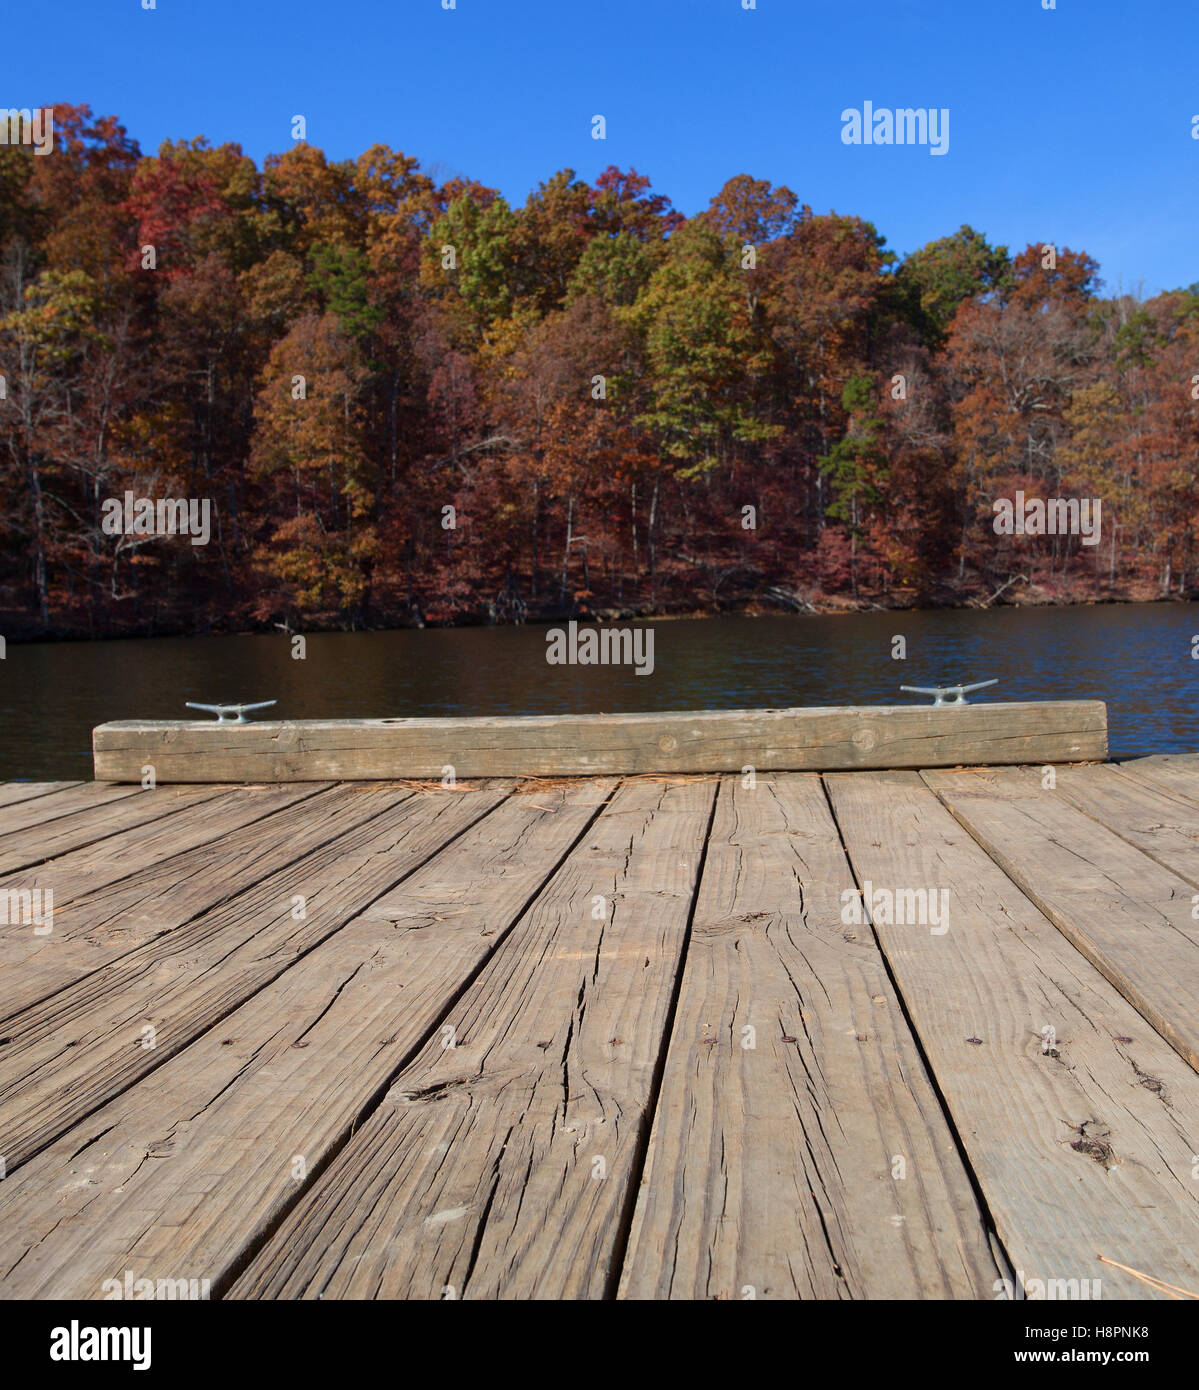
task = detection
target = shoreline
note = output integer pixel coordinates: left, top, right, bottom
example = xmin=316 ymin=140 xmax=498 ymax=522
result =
xmin=0 ymin=584 xmax=1194 ymax=647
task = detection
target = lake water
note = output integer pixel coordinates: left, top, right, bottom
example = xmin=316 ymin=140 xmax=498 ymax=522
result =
xmin=1 ymin=603 xmax=1195 ymax=779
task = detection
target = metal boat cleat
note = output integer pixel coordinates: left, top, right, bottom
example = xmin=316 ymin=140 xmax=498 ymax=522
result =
xmin=184 ymin=700 xmax=278 ymax=724
xmin=899 ymin=680 xmax=998 ymax=707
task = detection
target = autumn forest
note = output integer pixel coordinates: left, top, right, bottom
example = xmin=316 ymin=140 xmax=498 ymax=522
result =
xmin=1 ymin=105 xmax=1197 ymax=638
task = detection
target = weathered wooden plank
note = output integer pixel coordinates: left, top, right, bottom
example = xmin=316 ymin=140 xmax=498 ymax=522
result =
xmin=0 ymin=781 xmax=142 ymax=837
xmin=826 ymin=770 xmax=1199 ymax=1300
xmin=1120 ymin=753 xmax=1199 ymax=805
xmin=923 ymin=766 xmax=1199 ymax=1077
xmin=0 ymin=782 xmax=82 ymax=813
xmin=0 ymin=784 xmax=401 ymax=1023
xmin=0 ymin=782 xmax=513 ymax=1171
xmin=0 ymin=782 xmax=325 ymax=909
xmin=231 ymin=778 xmax=715 ymax=1300
xmin=618 ymin=774 xmax=1000 ymax=1300
xmin=0 ymin=783 xmax=223 ymax=874
xmin=0 ymin=781 xmax=613 ymax=1298
xmin=92 ymin=701 xmax=1108 ymax=781
xmin=1049 ymin=762 xmax=1199 ymax=889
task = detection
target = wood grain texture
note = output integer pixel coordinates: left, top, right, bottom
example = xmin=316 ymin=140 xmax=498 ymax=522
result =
xmin=0 ymin=783 xmax=83 ymax=813
xmin=0 ymin=782 xmax=143 ymax=838
xmin=0 ymin=784 xmax=222 ymax=874
xmin=231 ymin=778 xmax=715 ymax=1300
xmin=0 ymin=782 xmax=323 ymax=908
xmin=922 ymin=766 xmax=1199 ymax=1077
xmin=1050 ymin=762 xmax=1199 ymax=889
xmin=1120 ymin=754 xmax=1199 ymax=804
xmin=4 ymin=751 xmax=1199 ymax=1302
xmin=0 ymin=783 xmax=391 ymax=1023
xmin=827 ymin=770 xmax=1199 ymax=1300
xmin=92 ymin=701 xmax=1108 ymax=781
xmin=618 ymin=774 xmax=1000 ymax=1300
xmin=0 ymin=781 xmax=610 ymax=1299
xmin=0 ymin=783 xmax=510 ymax=1173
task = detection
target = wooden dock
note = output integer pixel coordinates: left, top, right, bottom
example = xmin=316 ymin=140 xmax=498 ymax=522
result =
xmin=1 ymin=753 xmax=1198 ymax=1300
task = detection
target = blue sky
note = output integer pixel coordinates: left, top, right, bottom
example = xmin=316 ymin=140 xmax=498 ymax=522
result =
xmin=4 ymin=0 xmax=1196 ymax=294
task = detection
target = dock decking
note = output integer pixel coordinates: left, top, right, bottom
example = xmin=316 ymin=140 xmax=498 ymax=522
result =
xmin=1 ymin=756 xmax=1198 ymax=1300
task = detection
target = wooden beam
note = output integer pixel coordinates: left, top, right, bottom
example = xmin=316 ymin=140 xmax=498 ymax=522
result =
xmin=93 ymin=701 xmax=1108 ymax=781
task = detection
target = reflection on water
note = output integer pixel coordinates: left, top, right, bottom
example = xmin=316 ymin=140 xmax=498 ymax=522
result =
xmin=0 ymin=602 xmax=1195 ymax=779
